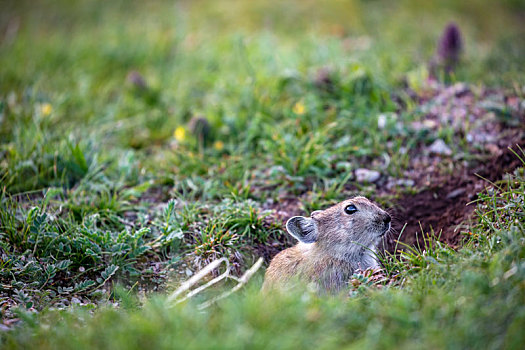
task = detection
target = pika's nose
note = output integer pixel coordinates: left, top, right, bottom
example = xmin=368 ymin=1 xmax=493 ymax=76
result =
xmin=383 ymin=214 xmax=391 ymax=224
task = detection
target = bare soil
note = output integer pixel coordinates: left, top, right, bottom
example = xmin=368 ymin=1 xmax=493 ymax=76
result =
xmin=390 ymin=136 xmax=525 ymax=250
xmin=387 ymin=83 xmax=525 ymax=250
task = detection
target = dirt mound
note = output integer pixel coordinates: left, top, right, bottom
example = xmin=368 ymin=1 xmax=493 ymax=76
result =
xmin=390 ymin=138 xmax=525 ymax=250
xmin=384 ymin=82 xmax=525 ymax=250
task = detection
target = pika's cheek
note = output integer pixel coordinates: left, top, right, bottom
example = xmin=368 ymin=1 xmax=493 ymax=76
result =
xmin=338 ymin=218 xmax=353 ymax=231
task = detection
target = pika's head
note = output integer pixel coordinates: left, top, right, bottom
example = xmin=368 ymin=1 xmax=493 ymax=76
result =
xmin=286 ymin=196 xmax=391 ymax=256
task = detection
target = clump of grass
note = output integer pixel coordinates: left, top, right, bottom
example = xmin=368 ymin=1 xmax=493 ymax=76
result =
xmin=0 ymin=190 xmax=157 ymax=311
xmin=159 ymin=198 xmax=281 ymax=270
xmin=0 ymin=189 xmax=280 ymax=312
xmin=0 ymin=124 xmax=98 ymax=192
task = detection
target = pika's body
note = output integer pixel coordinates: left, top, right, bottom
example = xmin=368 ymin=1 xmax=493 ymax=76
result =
xmin=263 ymin=197 xmax=391 ymax=293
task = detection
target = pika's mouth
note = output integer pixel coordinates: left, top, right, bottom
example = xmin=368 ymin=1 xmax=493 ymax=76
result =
xmin=379 ymin=223 xmax=391 ymax=237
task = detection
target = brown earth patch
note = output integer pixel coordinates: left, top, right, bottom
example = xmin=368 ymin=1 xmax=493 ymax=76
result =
xmin=386 ymin=80 xmax=525 ymax=250
xmin=390 ymin=135 xmax=525 ymax=250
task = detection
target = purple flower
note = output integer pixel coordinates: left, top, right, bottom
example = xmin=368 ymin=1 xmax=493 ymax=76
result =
xmin=436 ymin=22 xmax=463 ymax=70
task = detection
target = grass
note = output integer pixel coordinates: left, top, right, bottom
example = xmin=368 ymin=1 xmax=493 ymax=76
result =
xmin=1 ymin=0 xmax=525 ymax=347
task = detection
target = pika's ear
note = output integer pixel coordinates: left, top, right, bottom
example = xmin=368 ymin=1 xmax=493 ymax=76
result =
xmin=286 ymin=216 xmax=318 ymax=243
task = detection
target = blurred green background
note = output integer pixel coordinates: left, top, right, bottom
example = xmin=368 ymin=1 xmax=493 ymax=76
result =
xmin=2 ymin=0 xmax=524 ymax=89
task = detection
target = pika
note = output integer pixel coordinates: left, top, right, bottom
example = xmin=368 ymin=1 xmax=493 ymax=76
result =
xmin=263 ymin=196 xmax=391 ymax=293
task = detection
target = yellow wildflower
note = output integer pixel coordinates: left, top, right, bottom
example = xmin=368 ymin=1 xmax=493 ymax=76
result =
xmin=213 ymin=140 xmax=224 ymax=151
xmin=40 ymin=103 xmax=52 ymax=117
xmin=293 ymin=101 xmax=305 ymax=115
xmin=174 ymin=126 xmax=186 ymax=142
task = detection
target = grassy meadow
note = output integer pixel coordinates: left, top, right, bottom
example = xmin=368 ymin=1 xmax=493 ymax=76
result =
xmin=1 ymin=0 xmax=525 ymax=348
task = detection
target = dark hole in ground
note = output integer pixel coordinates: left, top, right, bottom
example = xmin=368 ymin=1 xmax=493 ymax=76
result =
xmin=389 ymin=137 xmax=525 ymax=251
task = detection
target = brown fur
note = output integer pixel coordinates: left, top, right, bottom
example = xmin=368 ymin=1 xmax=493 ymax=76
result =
xmin=263 ymin=196 xmax=390 ymax=293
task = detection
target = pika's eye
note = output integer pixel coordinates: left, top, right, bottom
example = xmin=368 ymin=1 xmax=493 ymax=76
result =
xmin=344 ymin=204 xmax=358 ymax=215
